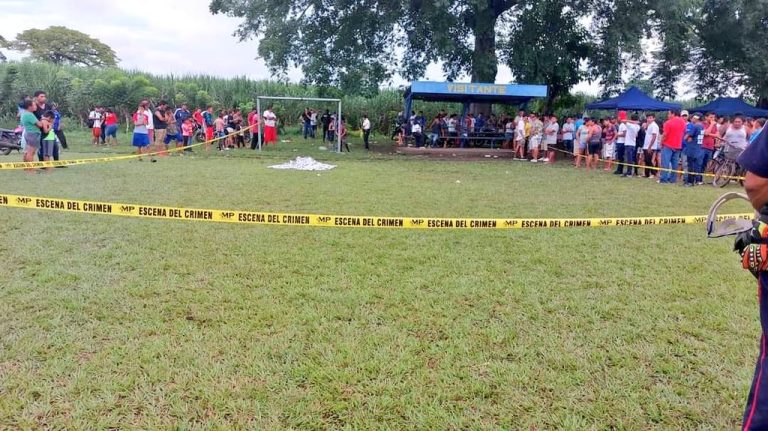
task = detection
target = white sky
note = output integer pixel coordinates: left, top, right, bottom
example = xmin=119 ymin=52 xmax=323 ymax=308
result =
xmin=0 ymin=0 xmax=600 ymax=94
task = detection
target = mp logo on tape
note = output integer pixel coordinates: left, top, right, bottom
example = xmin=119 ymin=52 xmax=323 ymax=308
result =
xmin=0 ymin=193 xmax=752 ymax=230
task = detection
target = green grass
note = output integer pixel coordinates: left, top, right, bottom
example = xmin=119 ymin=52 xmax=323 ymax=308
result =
xmin=0 ymin=130 xmax=760 ymax=430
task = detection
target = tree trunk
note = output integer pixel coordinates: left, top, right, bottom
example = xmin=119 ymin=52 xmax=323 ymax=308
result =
xmin=470 ymin=4 xmax=498 ymax=116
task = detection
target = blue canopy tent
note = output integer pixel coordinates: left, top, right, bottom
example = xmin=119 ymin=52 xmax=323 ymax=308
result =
xmin=585 ymin=86 xmax=681 ymax=111
xmin=689 ymin=97 xmax=768 ymax=118
xmin=403 ymin=81 xmax=548 ymax=120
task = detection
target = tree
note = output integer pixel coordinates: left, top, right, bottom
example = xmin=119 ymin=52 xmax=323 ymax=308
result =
xmin=3 ymin=26 xmax=118 ymax=68
xmin=210 ymin=0 xmax=526 ymax=95
xmin=693 ymin=0 xmax=768 ymax=106
xmin=502 ymin=0 xmax=591 ymax=113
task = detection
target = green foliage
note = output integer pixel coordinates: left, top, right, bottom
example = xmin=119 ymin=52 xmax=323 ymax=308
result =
xmin=502 ymin=0 xmax=591 ymax=112
xmin=3 ymin=26 xmax=118 ymax=68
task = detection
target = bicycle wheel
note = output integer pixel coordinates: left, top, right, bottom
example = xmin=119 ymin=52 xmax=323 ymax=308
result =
xmin=713 ymin=161 xmax=735 ymax=188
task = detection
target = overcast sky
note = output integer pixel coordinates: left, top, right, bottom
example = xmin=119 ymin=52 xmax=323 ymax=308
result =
xmin=1 ymin=0 xmax=600 ymax=93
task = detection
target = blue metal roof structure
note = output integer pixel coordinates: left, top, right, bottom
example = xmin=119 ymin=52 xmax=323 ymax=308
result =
xmin=689 ymin=97 xmax=768 ymax=118
xmin=403 ymin=81 xmax=548 ymax=118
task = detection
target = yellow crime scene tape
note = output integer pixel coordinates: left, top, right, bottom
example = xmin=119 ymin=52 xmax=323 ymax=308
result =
xmin=0 ymin=193 xmax=753 ymax=230
xmin=551 ymin=147 xmax=746 ymax=181
xmin=0 ymin=125 xmax=254 ymax=170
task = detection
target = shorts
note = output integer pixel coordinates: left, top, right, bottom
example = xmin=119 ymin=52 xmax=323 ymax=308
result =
xmin=154 ymin=128 xmax=167 ymax=144
xmin=578 ymin=140 xmax=587 ymax=151
xmin=42 ymin=138 xmax=56 ymax=157
xmin=105 ymin=125 xmax=118 ymax=138
xmin=543 ymin=140 xmax=556 ymax=151
xmin=529 ymin=136 xmax=542 ymax=150
xmin=164 ymin=132 xmax=181 ymax=145
xmin=504 ymin=132 xmax=514 ymax=140
xmin=226 ymin=127 xmax=235 ymax=134
xmin=205 ymin=126 xmax=214 ymax=141
xmin=132 ymin=133 xmax=150 ymax=147
xmin=92 ymin=127 xmax=101 ymax=138
xmin=588 ymin=142 xmax=602 ymax=155
xmin=24 ymin=131 xmax=41 ymax=149
xmin=603 ymin=142 xmax=615 ymax=158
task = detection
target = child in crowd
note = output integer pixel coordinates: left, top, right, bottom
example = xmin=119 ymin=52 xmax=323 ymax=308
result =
xmin=182 ymin=117 xmax=194 ymax=153
xmin=214 ymin=113 xmax=227 ymax=151
xmin=41 ymin=112 xmax=55 ymax=172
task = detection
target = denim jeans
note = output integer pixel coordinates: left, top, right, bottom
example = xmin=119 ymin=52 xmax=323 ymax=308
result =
xmin=624 ymin=146 xmax=637 ymax=175
xmin=685 ymin=145 xmax=700 ymax=184
xmin=660 ymin=147 xmax=681 ymax=183
xmin=614 ymin=142 xmax=625 ymax=174
xmin=697 ymin=148 xmax=714 ymax=183
xmin=303 ymin=123 xmax=311 ymax=139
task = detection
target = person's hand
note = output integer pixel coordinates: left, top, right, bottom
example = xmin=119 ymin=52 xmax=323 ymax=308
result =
xmin=736 ymin=221 xmax=768 ymax=278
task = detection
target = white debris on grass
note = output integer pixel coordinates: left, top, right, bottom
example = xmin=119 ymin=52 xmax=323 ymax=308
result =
xmin=269 ymin=156 xmax=336 ymax=171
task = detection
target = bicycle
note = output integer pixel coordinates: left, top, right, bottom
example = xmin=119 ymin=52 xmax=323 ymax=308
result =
xmin=712 ymin=143 xmax=745 ymax=188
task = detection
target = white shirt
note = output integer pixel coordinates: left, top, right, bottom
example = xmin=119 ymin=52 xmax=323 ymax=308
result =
xmin=577 ymin=125 xmax=590 ymax=143
xmin=362 ymin=118 xmax=371 ymax=130
xmin=616 ymin=123 xmax=627 ymax=143
xmin=89 ymin=110 xmax=103 ymax=128
xmin=624 ymin=122 xmax=640 ymax=146
xmin=562 ymin=123 xmax=574 ymax=140
xmin=515 ymin=119 xmax=526 ymax=139
xmin=448 ymin=118 xmax=457 ymax=133
xmin=545 ymin=122 xmax=559 ymax=144
xmin=411 ymin=123 xmax=422 ymax=134
xmin=263 ymin=110 xmax=277 ymax=128
xmin=643 ymin=122 xmax=660 ymax=150
xmin=144 ymin=108 xmax=154 ymax=129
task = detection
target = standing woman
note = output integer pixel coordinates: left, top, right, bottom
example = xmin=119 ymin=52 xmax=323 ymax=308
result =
xmin=263 ymin=106 xmax=278 ymax=145
xmin=131 ymin=103 xmax=155 ymax=162
xmin=19 ymin=99 xmax=41 ymax=172
xmin=103 ymin=108 xmax=119 ymax=146
xmin=585 ymin=118 xmax=603 ymax=170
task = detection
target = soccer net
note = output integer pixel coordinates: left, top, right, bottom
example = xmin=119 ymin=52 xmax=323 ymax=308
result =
xmin=256 ymin=96 xmax=342 ymax=152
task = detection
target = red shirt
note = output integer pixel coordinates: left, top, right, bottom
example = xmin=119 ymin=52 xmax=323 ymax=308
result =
xmin=193 ymin=110 xmax=203 ymax=125
xmin=248 ymin=111 xmax=258 ymax=126
xmin=104 ymin=112 xmax=117 ymax=126
xmin=662 ymin=116 xmax=686 ymax=150
xmin=701 ymin=122 xmax=717 ymax=150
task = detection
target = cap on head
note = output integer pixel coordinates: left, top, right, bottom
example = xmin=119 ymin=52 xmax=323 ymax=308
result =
xmin=681 ymin=110 xmax=689 ymax=117
xmin=618 ymin=111 xmax=627 ymax=121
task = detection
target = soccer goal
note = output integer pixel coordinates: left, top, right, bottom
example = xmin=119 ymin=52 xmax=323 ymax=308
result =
xmin=256 ymin=96 xmax=342 ymax=152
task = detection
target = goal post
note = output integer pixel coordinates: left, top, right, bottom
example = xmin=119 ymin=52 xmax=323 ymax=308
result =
xmin=256 ymin=96 xmax=342 ymax=152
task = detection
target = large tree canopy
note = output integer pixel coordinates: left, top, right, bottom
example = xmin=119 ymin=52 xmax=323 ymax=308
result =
xmin=210 ymin=0 xmax=525 ymax=95
xmin=2 ymin=26 xmax=118 ymax=68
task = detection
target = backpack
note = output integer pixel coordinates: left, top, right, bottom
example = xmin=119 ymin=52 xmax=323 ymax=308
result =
xmin=87 ymin=118 xmax=95 ymax=128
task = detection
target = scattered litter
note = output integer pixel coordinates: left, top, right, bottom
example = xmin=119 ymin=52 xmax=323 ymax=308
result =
xmin=269 ymin=157 xmax=336 ymax=171
xmin=493 ymin=156 xmax=499 ymax=159
xmin=318 ymin=146 xmax=328 ymax=151
xmin=456 ymin=180 xmax=461 ymax=184
xmin=281 ymin=139 xmax=292 ymax=143
xmin=484 ymin=155 xmax=491 ymax=158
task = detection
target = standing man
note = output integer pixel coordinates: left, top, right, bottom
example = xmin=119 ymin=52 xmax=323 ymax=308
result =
xmin=527 ymin=113 xmax=544 ymax=162
xmin=659 ymin=109 xmax=686 ymax=184
xmin=88 ymin=105 xmax=103 ymax=147
xmin=643 ymin=114 xmax=660 ymax=178
xmin=683 ymin=114 xmax=704 ymax=186
xmin=731 ymin=126 xmax=768 ymax=430
xmin=321 ymin=110 xmax=331 ymax=142
xmin=543 ymin=114 xmax=559 ymax=163
xmin=263 ymin=105 xmax=278 ymax=145
xmin=614 ymin=112 xmax=627 ymax=175
xmin=51 ymin=103 xmax=67 ymax=150
xmin=33 ymin=91 xmax=61 ymax=163
xmin=623 ymin=114 xmax=641 ymax=177
xmin=141 ymin=100 xmax=154 ymax=146
xmin=362 ymin=114 xmax=372 ymax=150
xmin=153 ymin=101 xmax=168 ymax=154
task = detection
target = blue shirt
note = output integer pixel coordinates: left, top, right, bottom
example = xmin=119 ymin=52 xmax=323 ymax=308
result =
xmin=175 ymin=109 xmax=191 ymax=125
xmin=575 ymin=119 xmax=584 ymax=131
xmin=202 ymin=111 xmax=213 ymax=127
xmin=685 ymin=123 xmax=702 ymax=147
xmin=740 ymin=126 xmax=768 ymax=177
xmin=53 ymin=109 xmax=62 ymax=131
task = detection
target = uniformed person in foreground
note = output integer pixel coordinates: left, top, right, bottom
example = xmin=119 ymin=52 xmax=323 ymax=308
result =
xmin=735 ymin=124 xmax=768 ymax=430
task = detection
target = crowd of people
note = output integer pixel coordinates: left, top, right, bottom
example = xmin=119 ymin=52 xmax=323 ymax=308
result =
xmin=395 ymin=107 xmax=765 ymax=185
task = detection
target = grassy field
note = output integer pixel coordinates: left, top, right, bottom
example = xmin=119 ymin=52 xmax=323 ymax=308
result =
xmin=0 ymin=129 xmax=761 ymax=430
